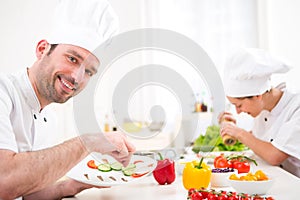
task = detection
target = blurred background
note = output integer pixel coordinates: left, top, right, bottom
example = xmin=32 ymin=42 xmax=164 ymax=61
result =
xmin=1 ymin=0 xmax=300 ymax=151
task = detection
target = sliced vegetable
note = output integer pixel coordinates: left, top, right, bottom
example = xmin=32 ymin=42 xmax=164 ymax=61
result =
xmin=123 ymin=168 xmax=135 ymax=176
xmin=98 ymin=163 xmax=112 ymax=172
xmin=87 ymin=160 xmax=98 ymax=169
xmin=131 ymin=172 xmax=149 ymax=178
xmin=133 ymin=160 xmax=144 ymax=164
xmin=110 ymin=162 xmax=123 ymax=171
xmin=122 ymin=163 xmax=136 ymax=176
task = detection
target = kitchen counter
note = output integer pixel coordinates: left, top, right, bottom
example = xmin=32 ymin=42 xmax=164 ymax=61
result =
xmin=64 ymin=154 xmax=300 ymax=200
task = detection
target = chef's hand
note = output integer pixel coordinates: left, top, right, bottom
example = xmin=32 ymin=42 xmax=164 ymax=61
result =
xmin=220 ymin=122 xmax=247 ymax=140
xmin=218 ymin=111 xmax=236 ymax=125
xmin=62 ymin=179 xmax=110 ymax=197
xmin=81 ymin=131 xmax=136 ymax=166
xmin=24 ymin=179 xmax=109 ymax=200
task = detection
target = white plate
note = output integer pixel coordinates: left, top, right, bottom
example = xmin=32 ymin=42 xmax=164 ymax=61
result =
xmin=67 ymin=154 xmax=157 ymax=186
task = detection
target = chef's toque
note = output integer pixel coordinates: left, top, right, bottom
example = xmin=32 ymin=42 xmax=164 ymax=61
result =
xmin=48 ymin=0 xmax=119 ymax=53
xmin=223 ymin=48 xmax=291 ymax=98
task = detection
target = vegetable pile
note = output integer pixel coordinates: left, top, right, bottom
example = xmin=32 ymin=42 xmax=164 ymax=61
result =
xmin=192 ymin=125 xmax=248 ymax=153
xmin=214 ymin=154 xmax=257 ymax=174
xmin=229 ymin=170 xmax=269 ymax=181
xmin=187 ymin=188 xmax=275 ymax=200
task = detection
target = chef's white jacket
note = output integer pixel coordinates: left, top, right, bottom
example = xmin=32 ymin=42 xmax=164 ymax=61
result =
xmin=0 ymin=70 xmax=57 ymax=152
xmin=252 ymin=89 xmax=300 ymax=178
xmin=0 ymin=70 xmax=58 ymax=199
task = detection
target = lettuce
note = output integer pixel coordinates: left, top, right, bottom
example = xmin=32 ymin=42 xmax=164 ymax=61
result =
xmin=192 ymin=125 xmax=248 ymax=153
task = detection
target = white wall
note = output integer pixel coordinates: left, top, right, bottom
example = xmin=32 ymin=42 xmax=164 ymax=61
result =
xmin=1 ymin=0 xmax=300 ymax=147
xmin=258 ymin=0 xmax=300 ymax=92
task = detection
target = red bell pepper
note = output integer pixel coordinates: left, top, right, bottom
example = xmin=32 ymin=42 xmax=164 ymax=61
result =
xmin=152 ymin=152 xmax=176 ymax=185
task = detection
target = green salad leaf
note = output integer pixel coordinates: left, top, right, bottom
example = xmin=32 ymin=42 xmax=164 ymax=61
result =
xmin=192 ymin=125 xmax=248 ymax=153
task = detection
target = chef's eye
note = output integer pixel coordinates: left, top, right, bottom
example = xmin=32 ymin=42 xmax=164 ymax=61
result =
xmin=68 ymin=56 xmax=77 ymax=63
xmin=85 ymin=70 xmax=93 ymax=77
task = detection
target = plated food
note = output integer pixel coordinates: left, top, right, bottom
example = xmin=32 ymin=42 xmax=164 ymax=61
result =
xmin=67 ymin=154 xmax=157 ymax=186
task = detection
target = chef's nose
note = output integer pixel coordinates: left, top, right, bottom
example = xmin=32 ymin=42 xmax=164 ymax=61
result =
xmin=72 ymin=65 xmax=85 ymax=83
xmin=235 ymin=107 xmax=242 ymax=114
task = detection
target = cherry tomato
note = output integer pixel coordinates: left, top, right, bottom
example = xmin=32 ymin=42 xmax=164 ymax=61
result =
xmin=252 ymin=197 xmax=264 ymax=200
xmin=188 ymin=188 xmax=197 ymax=196
xmin=190 ymin=192 xmax=203 ymax=200
xmin=214 ymin=157 xmax=230 ymax=168
xmin=228 ymin=196 xmax=238 ymax=200
xmin=87 ymin=160 xmax=98 ymax=169
xmin=214 ymin=154 xmax=224 ymax=167
xmin=199 ymin=189 xmax=209 ymax=199
xmin=207 ymin=193 xmax=218 ymax=200
xmin=233 ymin=161 xmax=250 ymax=173
xmin=218 ymin=194 xmax=228 ymax=200
xmin=265 ymin=197 xmax=275 ymax=200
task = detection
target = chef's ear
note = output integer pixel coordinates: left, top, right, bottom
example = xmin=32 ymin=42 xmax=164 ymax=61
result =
xmin=36 ymin=40 xmax=50 ymax=59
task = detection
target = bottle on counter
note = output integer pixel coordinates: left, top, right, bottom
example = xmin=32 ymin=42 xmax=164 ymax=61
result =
xmin=104 ymin=114 xmax=110 ymax=132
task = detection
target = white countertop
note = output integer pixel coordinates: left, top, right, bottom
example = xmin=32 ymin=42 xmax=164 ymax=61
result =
xmin=64 ymin=154 xmax=300 ymax=200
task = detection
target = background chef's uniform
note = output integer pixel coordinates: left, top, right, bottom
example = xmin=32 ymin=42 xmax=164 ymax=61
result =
xmin=224 ymin=48 xmax=300 ymax=178
xmin=0 ymin=0 xmax=118 ymax=199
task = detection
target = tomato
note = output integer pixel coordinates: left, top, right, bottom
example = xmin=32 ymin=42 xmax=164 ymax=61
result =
xmin=188 ymin=188 xmax=197 ymax=196
xmin=238 ymin=194 xmax=250 ymax=200
xmin=190 ymin=192 xmax=203 ymax=200
xmin=228 ymin=196 xmax=238 ymax=200
xmin=252 ymin=197 xmax=264 ymax=200
xmin=233 ymin=161 xmax=250 ymax=173
xmin=265 ymin=197 xmax=275 ymax=200
xmin=218 ymin=194 xmax=228 ymax=200
xmin=207 ymin=193 xmax=218 ymax=200
xmin=199 ymin=190 xmax=209 ymax=199
xmin=214 ymin=155 xmax=230 ymax=168
xmin=214 ymin=154 xmax=224 ymax=167
xmin=87 ymin=160 xmax=98 ymax=169
xmin=254 ymin=170 xmax=269 ymax=180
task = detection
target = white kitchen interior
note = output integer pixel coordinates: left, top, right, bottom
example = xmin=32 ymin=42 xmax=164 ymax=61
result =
xmin=1 ymin=0 xmax=300 ymax=152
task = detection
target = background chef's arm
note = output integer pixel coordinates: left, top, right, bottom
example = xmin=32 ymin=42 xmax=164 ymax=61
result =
xmin=0 ymin=137 xmax=88 ymax=200
xmin=221 ymin=123 xmax=289 ymax=165
xmin=235 ymin=129 xmax=289 ymax=165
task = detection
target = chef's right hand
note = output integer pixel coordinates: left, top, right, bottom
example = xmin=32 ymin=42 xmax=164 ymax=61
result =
xmin=218 ymin=111 xmax=236 ymax=125
xmin=81 ymin=131 xmax=136 ymax=166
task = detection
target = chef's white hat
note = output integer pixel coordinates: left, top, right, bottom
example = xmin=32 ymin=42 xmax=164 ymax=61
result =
xmin=48 ymin=0 xmax=119 ymax=53
xmin=223 ymin=48 xmax=291 ymax=97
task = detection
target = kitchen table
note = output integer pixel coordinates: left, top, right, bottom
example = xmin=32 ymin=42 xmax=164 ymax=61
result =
xmin=63 ymin=154 xmax=300 ymax=200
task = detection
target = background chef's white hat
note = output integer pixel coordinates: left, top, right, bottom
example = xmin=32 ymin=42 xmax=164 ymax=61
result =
xmin=48 ymin=0 xmax=119 ymax=53
xmin=223 ymin=48 xmax=291 ymax=97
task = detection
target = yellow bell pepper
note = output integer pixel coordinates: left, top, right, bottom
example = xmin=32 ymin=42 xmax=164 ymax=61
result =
xmin=182 ymin=158 xmax=211 ymax=190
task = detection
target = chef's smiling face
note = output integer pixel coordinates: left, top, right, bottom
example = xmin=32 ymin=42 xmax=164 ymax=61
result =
xmin=32 ymin=40 xmax=99 ymax=108
xmin=227 ymin=95 xmax=263 ymax=117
